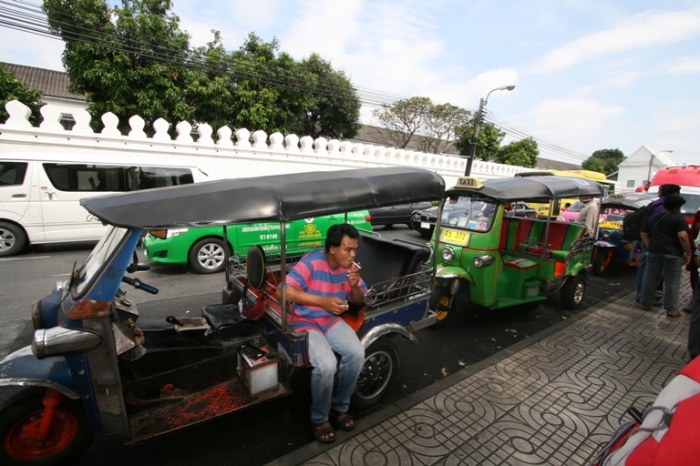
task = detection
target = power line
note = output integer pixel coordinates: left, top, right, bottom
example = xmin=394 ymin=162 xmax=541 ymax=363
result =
xmin=0 ymin=0 xmax=591 ymax=163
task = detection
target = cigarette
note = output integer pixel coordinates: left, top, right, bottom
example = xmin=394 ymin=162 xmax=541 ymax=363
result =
xmin=352 ymin=261 xmax=362 ymax=270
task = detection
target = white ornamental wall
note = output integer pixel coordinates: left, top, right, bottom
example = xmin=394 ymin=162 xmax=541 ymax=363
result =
xmin=0 ymin=100 xmax=530 ymax=187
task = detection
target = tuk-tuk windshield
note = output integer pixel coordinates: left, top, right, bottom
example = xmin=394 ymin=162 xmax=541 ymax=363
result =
xmin=442 ymin=195 xmax=499 ymax=232
xmin=75 ymin=226 xmax=129 ymax=295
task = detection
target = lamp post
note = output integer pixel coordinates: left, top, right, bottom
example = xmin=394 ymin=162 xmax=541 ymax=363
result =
xmin=464 ymin=84 xmax=515 ymax=176
xmin=645 ymin=149 xmax=673 ymax=186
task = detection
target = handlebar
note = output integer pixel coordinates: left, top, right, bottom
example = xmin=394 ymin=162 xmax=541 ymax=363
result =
xmin=121 ymin=276 xmax=159 ymax=295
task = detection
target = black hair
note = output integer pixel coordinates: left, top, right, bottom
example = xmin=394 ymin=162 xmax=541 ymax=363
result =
xmin=325 ymin=223 xmax=359 ymax=252
xmin=659 ymin=184 xmax=681 ymax=197
xmin=664 ymin=195 xmax=686 ymax=210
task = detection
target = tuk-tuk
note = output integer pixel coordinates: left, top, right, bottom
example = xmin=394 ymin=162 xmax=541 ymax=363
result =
xmin=591 ymin=193 xmax=656 ymax=276
xmin=0 ymin=167 xmax=445 ymax=465
xmin=429 ymin=176 xmax=603 ymax=324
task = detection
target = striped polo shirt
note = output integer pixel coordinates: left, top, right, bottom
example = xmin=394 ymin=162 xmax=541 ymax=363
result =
xmin=285 ymin=249 xmax=367 ymax=334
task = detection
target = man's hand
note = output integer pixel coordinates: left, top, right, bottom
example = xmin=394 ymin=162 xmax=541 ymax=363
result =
xmin=324 ymin=296 xmax=350 ymax=316
xmin=347 ymin=262 xmax=361 ymax=288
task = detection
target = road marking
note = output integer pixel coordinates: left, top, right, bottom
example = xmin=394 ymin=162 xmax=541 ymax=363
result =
xmin=0 ymin=256 xmax=50 ymax=262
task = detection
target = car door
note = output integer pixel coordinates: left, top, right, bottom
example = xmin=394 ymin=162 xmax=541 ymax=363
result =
xmin=0 ymin=161 xmax=44 ymax=240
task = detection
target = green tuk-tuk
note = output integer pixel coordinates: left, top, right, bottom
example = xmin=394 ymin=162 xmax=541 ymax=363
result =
xmin=430 ymin=175 xmax=603 ymax=324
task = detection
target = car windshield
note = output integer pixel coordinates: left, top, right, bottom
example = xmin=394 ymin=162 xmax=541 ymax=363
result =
xmin=74 ymin=226 xmax=129 ymax=296
xmin=441 ymin=195 xmax=498 ymax=232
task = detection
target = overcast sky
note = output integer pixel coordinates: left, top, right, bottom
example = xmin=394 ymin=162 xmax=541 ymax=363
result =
xmin=1 ymin=0 xmax=698 ymax=165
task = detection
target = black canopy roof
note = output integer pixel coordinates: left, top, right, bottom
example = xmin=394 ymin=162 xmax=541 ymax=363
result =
xmin=446 ymin=176 xmax=603 ymax=202
xmin=81 ymin=167 xmax=445 ymax=229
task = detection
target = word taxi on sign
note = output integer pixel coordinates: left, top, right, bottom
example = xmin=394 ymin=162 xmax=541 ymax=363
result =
xmin=455 ymin=176 xmax=484 ymax=190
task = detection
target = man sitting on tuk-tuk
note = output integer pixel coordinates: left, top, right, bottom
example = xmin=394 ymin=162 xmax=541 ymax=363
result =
xmin=276 ymin=223 xmax=367 ymax=443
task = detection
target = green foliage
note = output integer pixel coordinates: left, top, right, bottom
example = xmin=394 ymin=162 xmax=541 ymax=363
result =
xmin=43 ymin=0 xmax=192 ymax=133
xmin=455 ymin=121 xmax=505 ymax=162
xmin=494 ymin=137 xmax=539 ymax=167
xmin=372 ymin=97 xmax=470 ymax=153
xmin=0 ymin=64 xmax=44 ymax=125
xmin=296 ymin=53 xmax=361 ymax=139
xmin=582 ymin=148 xmax=624 ymax=175
xmin=42 ymin=1 xmax=361 ymax=138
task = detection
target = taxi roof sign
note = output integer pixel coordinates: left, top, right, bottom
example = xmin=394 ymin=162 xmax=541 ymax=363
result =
xmin=455 ymin=176 xmax=484 ymax=190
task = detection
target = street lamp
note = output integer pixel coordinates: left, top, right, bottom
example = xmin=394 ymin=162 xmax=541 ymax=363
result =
xmin=464 ymin=84 xmax=515 ymax=176
xmin=645 ymin=149 xmax=673 ymax=186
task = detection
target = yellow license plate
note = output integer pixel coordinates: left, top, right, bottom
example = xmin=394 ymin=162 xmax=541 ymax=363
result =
xmin=442 ymin=229 xmax=470 ymax=245
xmin=599 ymin=221 xmax=621 ymax=230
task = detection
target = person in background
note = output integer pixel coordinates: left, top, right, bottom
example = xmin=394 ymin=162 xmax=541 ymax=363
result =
xmin=635 ymin=184 xmax=682 ymax=304
xmin=561 ymin=202 xmax=572 ymax=212
xmin=575 ymin=195 xmax=599 ymax=236
xmin=686 ymin=235 xmax=700 ymax=358
xmin=276 ymin=224 xmax=366 ymax=443
xmin=639 ymin=196 xmax=692 ymax=317
xmin=687 ymin=209 xmax=700 ymax=295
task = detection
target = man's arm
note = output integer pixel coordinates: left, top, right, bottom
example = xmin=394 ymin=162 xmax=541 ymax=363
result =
xmin=276 ymin=285 xmax=349 ymax=316
xmin=641 ymin=231 xmax=651 ymax=249
xmin=678 ymin=230 xmax=692 ymax=266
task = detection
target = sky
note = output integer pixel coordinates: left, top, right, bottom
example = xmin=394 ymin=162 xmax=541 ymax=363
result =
xmin=1 ymin=0 xmax=698 ymax=165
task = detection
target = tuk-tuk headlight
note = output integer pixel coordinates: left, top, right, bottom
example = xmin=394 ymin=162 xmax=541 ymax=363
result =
xmin=473 ymin=255 xmax=495 ymax=268
xmin=601 ymin=230 xmax=611 ymax=239
xmin=441 ymin=247 xmax=455 ymax=262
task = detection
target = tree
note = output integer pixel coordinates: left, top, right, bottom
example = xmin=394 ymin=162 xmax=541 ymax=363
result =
xmin=372 ymin=97 xmax=433 ymax=149
xmin=43 ymin=0 xmax=193 ymax=133
xmin=455 ymin=121 xmax=505 ymax=162
xmin=0 ymin=64 xmax=44 ymax=125
xmin=371 ymin=97 xmax=471 ymax=153
xmin=295 ymin=53 xmax=361 ymax=139
xmin=582 ymin=148 xmax=624 ymax=175
xmin=494 ymin=137 xmax=539 ymax=167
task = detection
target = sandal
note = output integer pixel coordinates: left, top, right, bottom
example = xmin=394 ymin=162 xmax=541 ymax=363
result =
xmin=312 ymin=421 xmax=336 ymax=443
xmin=330 ymin=410 xmax=355 ymax=431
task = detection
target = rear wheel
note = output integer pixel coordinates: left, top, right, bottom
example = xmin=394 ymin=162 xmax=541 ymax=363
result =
xmin=430 ymin=287 xmax=453 ymax=327
xmin=0 ymin=389 xmax=92 ymax=466
xmin=591 ymin=250 xmax=608 ymax=276
xmin=0 ymin=222 xmax=27 ymax=257
xmin=352 ymin=339 xmax=399 ymax=410
xmin=189 ymin=238 xmax=228 ymax=274
xmin=561 ymin=274 xmax=586 ymax=310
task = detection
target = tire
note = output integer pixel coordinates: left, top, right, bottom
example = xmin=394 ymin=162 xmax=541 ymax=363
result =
xmin=560 ymin=274 xmax=586 ymax=310
xmin=351 ymin=339 xmax=399 ymax=410
xmin=188 ymin=238 xmax=228 ymax=274
xmin=591 ymin=250 xmax=607 ymax=276
xmin=0 ymin=389 xmax=92 ymax=466
xmin=0 ymin=222 xmax=27 ymax=258
xmin=430 ymin=286 xmax=453 ymax=327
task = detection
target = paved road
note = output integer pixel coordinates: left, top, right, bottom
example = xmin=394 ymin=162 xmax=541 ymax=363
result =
xmin=0 ymin=226 xmax=637 ymax=465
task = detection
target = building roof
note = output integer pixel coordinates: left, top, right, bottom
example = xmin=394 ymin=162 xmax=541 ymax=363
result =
xmin=1 ymin=62 xmax=84 ymax=101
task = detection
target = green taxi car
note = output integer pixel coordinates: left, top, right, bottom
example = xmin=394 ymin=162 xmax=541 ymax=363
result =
xmin=143 ymin=211 xmax=373 ymax=273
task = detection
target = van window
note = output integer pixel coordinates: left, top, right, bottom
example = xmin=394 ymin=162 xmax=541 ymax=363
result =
xmin=0 ymin=162 xmax=28 ymax=186
xmin=42 ymin=163 xmax=194 ymax=192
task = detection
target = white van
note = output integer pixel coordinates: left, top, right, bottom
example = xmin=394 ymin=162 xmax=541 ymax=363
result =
xmin=0 ymin=152 xmax=205 ymax=256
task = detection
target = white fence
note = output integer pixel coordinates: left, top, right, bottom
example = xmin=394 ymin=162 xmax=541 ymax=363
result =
xmin=1 ymin=100 xmax=529 ymax=187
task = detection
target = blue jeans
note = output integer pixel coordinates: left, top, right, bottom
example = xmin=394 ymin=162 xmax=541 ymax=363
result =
xmin=641 ymin=252 xmax=683 ymax=311
xmin=307 ymin=321 xmax=364 ymax=424
xmin=636 ymin=244 xmax=663 ymax=302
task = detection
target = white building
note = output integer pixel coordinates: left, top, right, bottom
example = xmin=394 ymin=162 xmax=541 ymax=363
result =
xmin=617 ymin=145 xmax=677 ymax=192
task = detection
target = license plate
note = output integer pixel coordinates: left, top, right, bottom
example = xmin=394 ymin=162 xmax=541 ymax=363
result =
xmin=421 ymin=222 xmax=431 ymax=229
xmin=442 ymin=229 xmax=470 ymax=245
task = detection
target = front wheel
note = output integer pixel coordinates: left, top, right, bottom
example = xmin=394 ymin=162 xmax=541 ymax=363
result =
xmin=352 ymin=339 xmax=399 ymax=410
xmin=188 ymin=238 xmax=228 ymax=274
xmin=560 ymin=274 xmax=586 ymax=310
xmin=0 ymin=389 xmax=93 ymax=466
xmin=430 ymin=286 xmax=453 ymax=327
xmin=0 ymin=222 xmax=27 ymax=257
